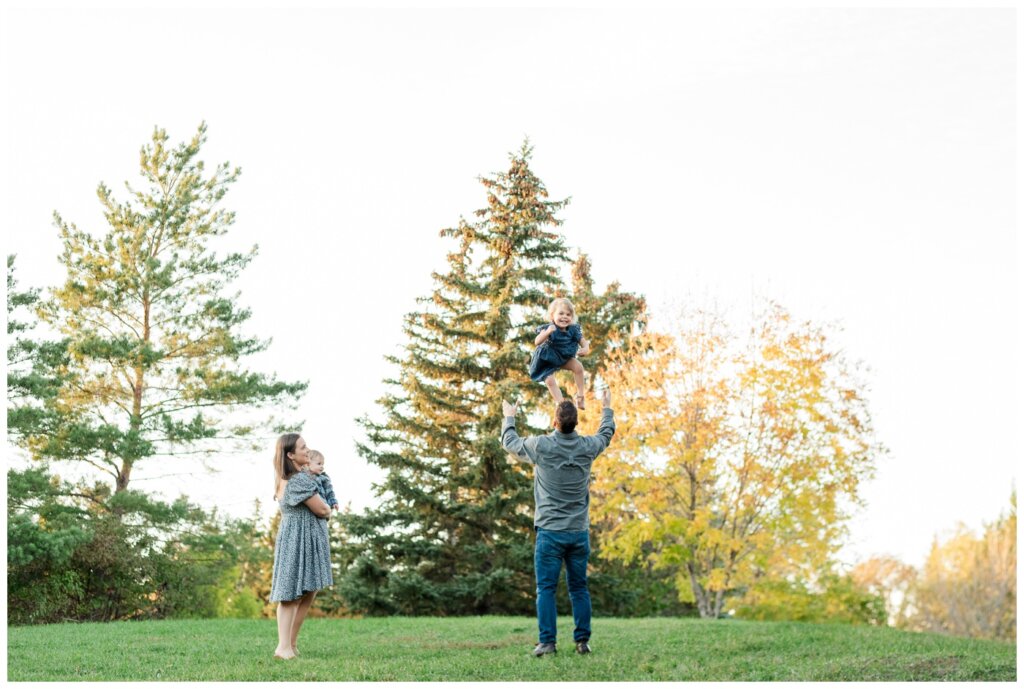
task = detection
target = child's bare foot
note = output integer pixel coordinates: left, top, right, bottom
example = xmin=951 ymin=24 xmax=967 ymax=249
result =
xmin=575 ymin=393 xmax=586 ymax=410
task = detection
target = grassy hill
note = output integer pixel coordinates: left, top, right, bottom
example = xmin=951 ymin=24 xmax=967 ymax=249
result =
xmin=7 ymin=615 xmax=1015 ymax=681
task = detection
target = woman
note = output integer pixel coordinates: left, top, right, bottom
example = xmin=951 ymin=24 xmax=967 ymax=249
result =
xmin=269 ymin=432 xmax=333 ymax=660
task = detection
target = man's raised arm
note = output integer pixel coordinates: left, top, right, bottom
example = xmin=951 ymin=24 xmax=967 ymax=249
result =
xmin=501 ymin=399 xmax=537 ymax=465
xmin=590 ymin=387 xmax=616 ymax=456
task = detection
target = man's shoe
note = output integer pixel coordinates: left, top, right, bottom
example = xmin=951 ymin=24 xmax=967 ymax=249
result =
xmin=575 ymin=641 xmax=592 ymax=654
xmin=532 ymin=642 xmax=557 ymax=657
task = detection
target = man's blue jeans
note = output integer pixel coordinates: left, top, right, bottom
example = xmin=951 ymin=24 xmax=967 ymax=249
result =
xmin=534 ymin=527 xmax=591 ymax=644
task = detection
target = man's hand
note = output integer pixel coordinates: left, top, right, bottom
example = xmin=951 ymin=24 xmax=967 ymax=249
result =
xmin=502 ymin=399 xmax=519 ymax=417
xmin=601 ymin=386 xmax=612 ymax=408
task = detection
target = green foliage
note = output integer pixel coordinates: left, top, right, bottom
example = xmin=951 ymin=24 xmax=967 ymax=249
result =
xmin=562 ymin=252 xmax=646 ymax=384
xmin=7 ymin=466 xmax=94 ymax=624
xmin=6 ymin=463 xmax=269 ymax=625
xmin=212 ymin=566 xmax=265 ymax=619
xmin=338 ymin=142 xmax=646 ymax=616
xmin=733 ymin=574 xmax=887 ymax=625
xmin=7 ymin=129 xmax=303 ymax=624
xmin=6 ymin=617 xmax=1016 ymax=681
xmin=25 ymin=123 xmax=305 ymax=493
xmin=578 ymin=554 xmax=696 ymax=618
xmin=7 ymin=256 xmax=69 ymax=448
xmin=220 ymin=505 xmax=278 ymax=618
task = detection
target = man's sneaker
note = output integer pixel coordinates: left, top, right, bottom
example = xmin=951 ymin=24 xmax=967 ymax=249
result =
xmin=575 ymin=641 xmax=592 ymax=655
xmin=532 ymin=642 xmax=557 ymax=657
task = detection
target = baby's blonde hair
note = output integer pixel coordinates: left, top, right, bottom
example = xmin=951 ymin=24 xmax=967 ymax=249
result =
xmin=548 ymin=297 xmax=577 ymax=323
xmin=308 ymin=449 xmax=325 ymax=465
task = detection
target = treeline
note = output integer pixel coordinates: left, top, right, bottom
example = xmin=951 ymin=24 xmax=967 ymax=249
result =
xmin=849 ymin=496 xmax=1016 ymax=641
xmin=6 ymin=125 xmax=1014 ymax=641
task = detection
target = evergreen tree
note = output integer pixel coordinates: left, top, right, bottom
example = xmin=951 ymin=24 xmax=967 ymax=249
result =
xmin=7 ymin=255 xmax=68 ymax=445
xmin=339 ymin=143 xmax=646 ymax=615
xmin=27 ymin=123 xmax=306 ymax=494
xmin=562 ymin=252 xmax=647 ymax=392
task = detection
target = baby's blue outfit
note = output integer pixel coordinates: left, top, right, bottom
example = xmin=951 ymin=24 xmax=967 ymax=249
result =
xmin=309 ymin=471 xmax=338 ymax=509
xmin=529 ymin=322 xmax=583 ymax=382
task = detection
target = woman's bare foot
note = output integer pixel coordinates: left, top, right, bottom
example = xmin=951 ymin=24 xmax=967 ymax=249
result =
xmin=273 ymin=647 xmax=296 ymax=660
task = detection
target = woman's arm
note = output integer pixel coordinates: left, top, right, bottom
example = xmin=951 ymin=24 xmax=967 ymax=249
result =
xmin=303 ymin=494 xmax=332 ymax=518
xmin=535 ymin=324 xmax=557 ymax=346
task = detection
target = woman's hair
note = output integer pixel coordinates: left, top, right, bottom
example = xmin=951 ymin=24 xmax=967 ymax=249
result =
xmin=273 ymin=432 xmax=302 ymax=497
xmin=548 ymin=297 xmax=577 ymax=323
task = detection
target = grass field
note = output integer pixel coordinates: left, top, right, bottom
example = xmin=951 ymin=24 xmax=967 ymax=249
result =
xmin=6 ymin=615 xmax=1016 ymax=681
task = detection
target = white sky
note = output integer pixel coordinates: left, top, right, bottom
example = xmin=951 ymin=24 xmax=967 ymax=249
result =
xmin=2 ymin=5 xmax=1018 ymax=570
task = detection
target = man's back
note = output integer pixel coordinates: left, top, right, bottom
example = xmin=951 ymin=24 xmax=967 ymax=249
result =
xmin=500 ymin=392 xmax=615 ymax=656
xmin=502 ymin=406 xmax=616 ymax=531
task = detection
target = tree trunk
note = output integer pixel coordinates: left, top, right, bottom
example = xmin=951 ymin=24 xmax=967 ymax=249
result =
xmin=117 ymin=293 xmax=149 ymax=495
xmin=116 ymin=462 xmax=132 ymax=493
xmin=713 ymin=588 xmax=725 ymax=618
xmin=688 ymin=563 xmax=713 ymax=618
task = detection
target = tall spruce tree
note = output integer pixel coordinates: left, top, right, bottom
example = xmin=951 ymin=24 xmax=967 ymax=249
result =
xmin=28 ymin=123 xmax=306 ymax=494
xmin=562 ymin=252 xmax=647 ymax=390
xmin=338 ymin=143 xmax=646 ymax=615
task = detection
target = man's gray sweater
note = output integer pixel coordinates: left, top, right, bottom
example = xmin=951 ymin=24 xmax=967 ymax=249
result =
xmin=501 ymin=407 xmax=616 ymax=532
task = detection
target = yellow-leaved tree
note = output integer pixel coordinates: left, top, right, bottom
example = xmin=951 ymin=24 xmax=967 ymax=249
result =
xmin=586 ymin=302 xmax=882 ymax=618
xmin=908 ymin=493 xmax=1016 ymax=640
xmin=850 ymin=555 xmax=918 ymax=627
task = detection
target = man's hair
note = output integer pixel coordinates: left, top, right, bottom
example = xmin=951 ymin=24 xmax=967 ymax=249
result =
xmin=555 ymin=400 xmax=578 ymax=433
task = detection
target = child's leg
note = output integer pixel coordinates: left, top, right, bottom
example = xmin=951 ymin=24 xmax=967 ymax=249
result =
xmin=562 ymin=359 xmax=586 ymax=408
xmin=543 ymin=375 xmax=564 ymax=403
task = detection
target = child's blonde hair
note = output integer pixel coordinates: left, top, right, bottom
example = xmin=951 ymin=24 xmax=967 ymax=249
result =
xmin=548 ymin=297 xmax=577 ymax=323
xmin=308 ymin=449 xmax=325 ymax=465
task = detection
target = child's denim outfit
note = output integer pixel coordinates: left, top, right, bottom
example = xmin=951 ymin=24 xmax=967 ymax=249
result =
xmin=308 ymin=471 xmax=338 ymax=509
xmin=529 ymin=322 xmax=583 ymax=382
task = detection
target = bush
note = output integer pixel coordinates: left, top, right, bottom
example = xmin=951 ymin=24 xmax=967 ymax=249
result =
xmin=7 ymin=466 xmax=270 ymax=624
xmin=733 ymin=574 xmax=887 ymax=625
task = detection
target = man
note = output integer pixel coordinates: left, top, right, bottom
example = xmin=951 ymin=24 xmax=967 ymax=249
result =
xmin=501 ymin=388 xmax=615 ymax=657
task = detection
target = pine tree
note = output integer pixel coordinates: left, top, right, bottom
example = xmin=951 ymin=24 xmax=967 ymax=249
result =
xmin=339 ymin=143 xmax=568 ymax=614
xmin=29 ymin=123 xmax=306 ymax=494
xmin=7 ymin=255 xmax=68 ymax=445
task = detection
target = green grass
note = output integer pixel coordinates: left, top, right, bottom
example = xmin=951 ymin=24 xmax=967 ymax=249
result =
xmin=7 ymin=616 xmax=1016 ymax=681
